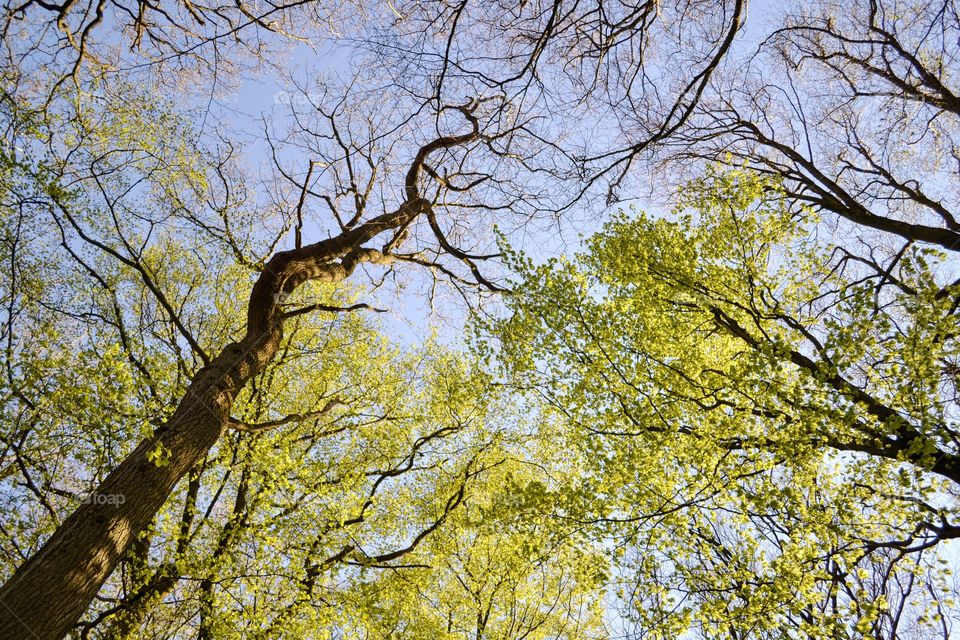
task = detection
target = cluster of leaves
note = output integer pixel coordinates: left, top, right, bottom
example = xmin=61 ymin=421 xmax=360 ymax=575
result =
xmin=5 ymin=0 xmax=959 ymax=636
xmin=487 ymin=169 xmax=960 ymax=638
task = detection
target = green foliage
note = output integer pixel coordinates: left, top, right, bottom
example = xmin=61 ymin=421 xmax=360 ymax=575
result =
xmin=488 ymin=168 xmax=960 ymax=639
xmin=4 ymin=23 xmax=957 ymax=637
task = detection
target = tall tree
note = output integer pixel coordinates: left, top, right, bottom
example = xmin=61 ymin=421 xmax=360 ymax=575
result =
xmin=484 ymin=2 xmax=960 ymax=632
xmin=0 ymin=87 xmax=496 ymax=638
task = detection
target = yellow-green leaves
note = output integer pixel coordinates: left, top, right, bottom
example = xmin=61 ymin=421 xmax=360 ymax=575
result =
xmin=147 ymin=442 xmax=172 ymax=468
xmin=489 ymin=168 xmax=959 ymax=639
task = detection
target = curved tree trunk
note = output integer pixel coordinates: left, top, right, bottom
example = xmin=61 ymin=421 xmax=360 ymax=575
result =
xmin=0 ymin=240 xmax=383 ymax=639
xmin=0 ymin=107 xmax=475 ymax=638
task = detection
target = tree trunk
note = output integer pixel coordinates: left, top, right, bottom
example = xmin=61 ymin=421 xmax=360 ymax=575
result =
xmin=0 ymin=327 xmax=282 ymax=640
xmin=0 ymin=218 xmax=415 ymax=639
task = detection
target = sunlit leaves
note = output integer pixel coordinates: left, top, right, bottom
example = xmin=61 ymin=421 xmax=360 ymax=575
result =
xmin=489 ymin=168 xmax=960 ymax=638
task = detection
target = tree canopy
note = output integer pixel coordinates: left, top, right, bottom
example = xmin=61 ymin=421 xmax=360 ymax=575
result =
xmin=491 ymin=169 xmax=960 ymax=638
xmin=0 ymin=0 xmax=958 ymax=638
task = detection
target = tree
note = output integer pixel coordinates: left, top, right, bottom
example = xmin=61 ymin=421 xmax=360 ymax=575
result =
xmin=490 ymin=168 xmax=960 ymax=638
xmin=654 ymin=0 xmax=960 ymax=254
xmin=0 ymin=79 xmax=505 ymax=637
xmin=0 ymin=0 xmax=750 ymax=635
xmin=0 ymin=83 xmax=603 ymax=638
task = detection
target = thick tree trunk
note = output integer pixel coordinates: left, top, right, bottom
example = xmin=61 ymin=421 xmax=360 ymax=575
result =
xmin=0 ymin=328 xmax=280 ymax=640
xmin=0 ymin=214 xmax=416 ymax=640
